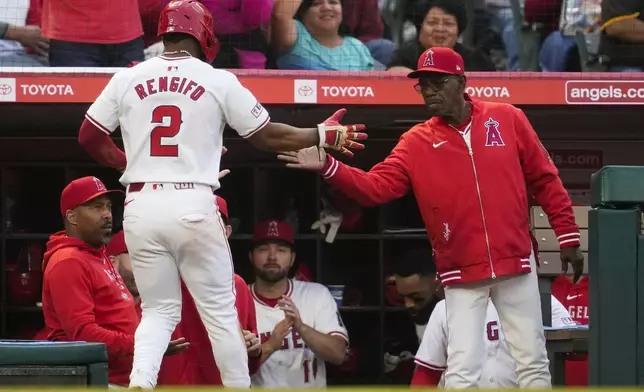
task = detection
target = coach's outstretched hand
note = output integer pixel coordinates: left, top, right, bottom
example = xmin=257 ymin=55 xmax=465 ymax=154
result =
xmin=317 ymin=109 xmax=367 ymax=157
xmin=277 ymin=146 xmax=326 ymax=171
xmin=561 ymin=246 xmax=584 ymax=283
xmin=164 ymin=337 xmax=190 ymax=356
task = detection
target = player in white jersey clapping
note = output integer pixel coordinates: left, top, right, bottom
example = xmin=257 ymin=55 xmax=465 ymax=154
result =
xmin=249 ymin=220 xmax=349 ymax=388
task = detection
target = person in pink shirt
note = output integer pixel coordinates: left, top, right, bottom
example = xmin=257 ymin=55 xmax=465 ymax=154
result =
xmin=163 ymin=0 xmax=272 ymax=68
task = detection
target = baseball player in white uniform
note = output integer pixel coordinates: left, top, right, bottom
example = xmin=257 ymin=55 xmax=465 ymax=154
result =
xmin=413 ymin=296 xmax=576 ymax=387
xmin=249 ymin=220 xmax=349 ymax=388
xmin=76 ymin=1 xmax=366 ymax=389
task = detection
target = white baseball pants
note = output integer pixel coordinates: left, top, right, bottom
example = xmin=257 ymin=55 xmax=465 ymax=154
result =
xmin=443 ymin=250 xmax=551 ymax=388
xmin=123 ymin=183 xmax=249 ymax=389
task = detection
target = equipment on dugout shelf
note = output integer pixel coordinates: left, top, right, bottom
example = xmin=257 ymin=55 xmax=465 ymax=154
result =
xmin=7 ymin=242 xmax=43 ymax=306
xmin=312 ymin=196 xmax=342 ymax=243
xmin=385 ymin=275 xmax=404 ymax=307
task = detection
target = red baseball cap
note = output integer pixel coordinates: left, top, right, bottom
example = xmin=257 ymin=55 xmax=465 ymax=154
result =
xmin=253 ymin=220 xmax=294 ymax=246
xmin=106 ymin=230 xmax=128 ymax=256
xmin=60 ymin=176 xmax=123 ymax=217
xmin=215 ymin=195 xmax=229 ymax=222
xmin=408 ymin=47 xmax=465 ymax=79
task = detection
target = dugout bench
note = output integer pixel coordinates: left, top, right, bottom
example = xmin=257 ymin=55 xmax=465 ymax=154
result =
xmin=532 ymin=205 xmax=590 ymax=386
xmin=0 ymin=340 xmax=108 ymax=387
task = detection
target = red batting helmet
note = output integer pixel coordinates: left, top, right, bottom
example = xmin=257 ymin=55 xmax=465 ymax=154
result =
xmin=158 ymin=0 xmax=220 ymax=64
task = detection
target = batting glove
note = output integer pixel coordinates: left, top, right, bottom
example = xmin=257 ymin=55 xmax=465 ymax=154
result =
xmin=311 ymin=197 xmax=343 ymax=243
xmin=317 ymin=109 xmax=367 ymax=157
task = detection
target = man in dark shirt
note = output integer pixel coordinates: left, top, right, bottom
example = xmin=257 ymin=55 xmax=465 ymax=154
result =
xmin=599 ymin=0 xmax=644 ymax=71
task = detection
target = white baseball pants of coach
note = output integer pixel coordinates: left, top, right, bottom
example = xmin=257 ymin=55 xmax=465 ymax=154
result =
xmin=443 ymin=250 xmax=551 ymax=388
xmin=123 ymin=183 xmax=250 ymax=389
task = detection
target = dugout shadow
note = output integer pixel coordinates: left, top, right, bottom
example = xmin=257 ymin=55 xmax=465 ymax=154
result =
xmin=380 ymin=191 xmax=424 ymax=233
xmin=319 ymin=239 xmax=379 ymax=307
xmin=217 ymin=167 xmax=255 ymax=235
xmin=254 ymin=167 xmax=318 ymax=235
xmin=380 ymin=311 xmax=419 ymax=385
xmin=3 ymin=167 xmax=66 ymax=235
xmin=326 ymin=311 xmax=380 ymax=385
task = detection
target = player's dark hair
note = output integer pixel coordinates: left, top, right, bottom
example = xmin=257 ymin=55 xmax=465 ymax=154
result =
xmin=162 ymin=32 xmax=190 ymax=45
xmin=162 ymin=32 xmax=206 ymax=61
xmin=392 ymin=245 xmax=436 ymax=277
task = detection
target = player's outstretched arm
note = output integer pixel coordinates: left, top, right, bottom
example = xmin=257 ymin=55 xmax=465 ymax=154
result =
xmin=78 ymin=119 xmax=127 ymax=171
xmin=247 ymin=109 xmax=367 ymax=157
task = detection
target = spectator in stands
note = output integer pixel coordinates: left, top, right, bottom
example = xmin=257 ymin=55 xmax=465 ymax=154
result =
xmin=485 ymin=0 xmax=519 ymax=71
xmin=341 ymin=0 xmax=395 ymax=66
xmin=41 ymin=0 xmax=144 ymax=66
xmin=0 ymin=0 xmax=48 ymax=66
xmin=388 ymin=0 xmax=495 ymax=72
xmin=599 ymin=0 xmax=644 ymax=72
xmin=139 ymin=0 xmax=165 ymax=51
xmin=271 ymin=0 xmax=376 ymax=71
xmin=200 ymin=0 xmax=273 ymax=69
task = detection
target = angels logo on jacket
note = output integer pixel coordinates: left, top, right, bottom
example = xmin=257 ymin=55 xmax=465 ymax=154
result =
xmin=422 ymin=49 xmax=435 ymax=67
xmin=484 ymin=117 xmax=505 ymax=147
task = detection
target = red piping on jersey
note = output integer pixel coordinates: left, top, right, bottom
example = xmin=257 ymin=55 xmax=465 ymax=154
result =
xmin=328 ymin=330 xmax=350 ymax=343
xmin=411 ymin=366 xmax=442 ymax=386
xmin=78 ymin=118 xmax=127 ymax=170
xmin=251 ymin=279 xmax=293 ymax=308
xmin=241 ymin=116 xmax=270 ymax=139
xmin=414 ymin=357 xmax=446 ymax=371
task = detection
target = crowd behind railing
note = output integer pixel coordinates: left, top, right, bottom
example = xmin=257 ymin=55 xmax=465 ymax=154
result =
xmin=0 ymin=0 xmax=640 ymax=73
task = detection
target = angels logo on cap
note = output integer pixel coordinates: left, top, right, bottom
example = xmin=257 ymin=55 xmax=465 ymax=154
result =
xmin=267 ymin=221 xmax=280 ymax=237
xmin=253 ymin=220 xmax=294 ymax=245
xmin=93 ymin=177 xmax=107 ymax=192
xmin=408 ymin=47 xmax=465 ymax=79
xmin=422 ymin=49 xmax=435 ymax=67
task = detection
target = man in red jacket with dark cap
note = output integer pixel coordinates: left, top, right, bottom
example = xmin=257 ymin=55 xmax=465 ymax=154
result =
xmin=278 ymin=47 xmax=584 ymax=389
xmin=41 ymin=176 xmax=187 ymax=387
xmin=106 ymin=195 xmax=261 ymax=385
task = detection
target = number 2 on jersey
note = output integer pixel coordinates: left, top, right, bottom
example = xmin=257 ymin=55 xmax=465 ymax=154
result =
xmin=150 ymin=105 xmax=182 ymax=157
xmin=303 ymin=358 xmax=318 ymax=383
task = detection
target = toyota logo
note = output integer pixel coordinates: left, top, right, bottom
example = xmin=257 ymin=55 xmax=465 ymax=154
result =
xmin=0 ymin=84 xmax=12 ymax=95
xmin=298 ymin=85 xmax=313 ymax=96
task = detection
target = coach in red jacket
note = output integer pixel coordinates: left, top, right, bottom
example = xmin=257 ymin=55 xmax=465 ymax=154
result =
xmin=107 ymin=195 xmax=261 ymax=385
xmin=42 ymin=176 xmax=185 ymax=386
xmin=278 ymin=47 xmax=584 ymax=389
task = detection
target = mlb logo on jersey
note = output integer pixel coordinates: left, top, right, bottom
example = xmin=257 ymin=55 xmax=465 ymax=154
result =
xmin=167 ymin=66 xmax=179 ymax=72
xmin=484 ymin=117 xmax=505 ymax=147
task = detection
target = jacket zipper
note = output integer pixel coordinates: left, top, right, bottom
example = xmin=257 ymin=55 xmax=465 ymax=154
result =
xmin=466 ymin=143 xmax=496 ymax=279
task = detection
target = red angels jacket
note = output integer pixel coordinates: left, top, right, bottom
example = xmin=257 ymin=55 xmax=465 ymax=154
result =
xmin=321 ymin=97 xmax=580 ymax=285
xmin=154 ymin=274 xmax=260 ymax=386
xmin=42 ymin=231 xmax=138 ymax=386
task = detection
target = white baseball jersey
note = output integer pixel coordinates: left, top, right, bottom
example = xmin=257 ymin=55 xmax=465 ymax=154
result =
xmin=85 ymin=55 xmax=270 ymax=188
xmin=415 ymin=296 xmax=576 ymax=388
xmin=250 ymin=279 xmax=349 ymax=388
